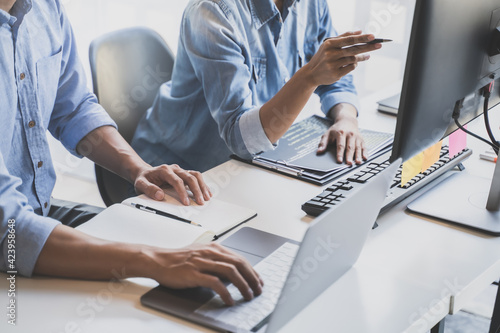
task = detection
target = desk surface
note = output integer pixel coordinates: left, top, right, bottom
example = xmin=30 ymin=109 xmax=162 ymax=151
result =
xmin=2 ymin=90 xmax=499 ymax=333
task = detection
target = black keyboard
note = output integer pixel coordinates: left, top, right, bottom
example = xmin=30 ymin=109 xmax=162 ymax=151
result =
xmin=301 ymin=146 xmax=472 ymax=216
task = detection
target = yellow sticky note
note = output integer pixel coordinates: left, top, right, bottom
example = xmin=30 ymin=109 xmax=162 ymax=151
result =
xmin=402 ymin=152 xmax=424 ymax=186
xmin=421 ymin=141 xmax=443 ymax=172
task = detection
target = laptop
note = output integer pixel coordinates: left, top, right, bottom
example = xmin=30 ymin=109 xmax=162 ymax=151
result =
xmin=140 ymin=159 xmax=401 ymax=333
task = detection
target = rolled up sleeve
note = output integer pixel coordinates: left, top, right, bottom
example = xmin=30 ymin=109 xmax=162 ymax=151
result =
xmin=238 ymin=106 xmax=276 ymax=155
xmin=183 ymin=2 xmax=271 ymax=159
xmin=0 ymin=153 xmax=60 ymax=277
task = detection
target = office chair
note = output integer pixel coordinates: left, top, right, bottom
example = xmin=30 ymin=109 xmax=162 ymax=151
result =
xmin=89 ymin=26 xmax=175 ymax=206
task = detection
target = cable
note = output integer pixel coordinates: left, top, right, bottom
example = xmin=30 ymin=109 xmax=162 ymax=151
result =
xmin=451 ymin=82 xmax=500 ymax=154
xmin=483 ymin=82 xmax=500 ymax=155
xmin=454 ymin=118 xmax=500 ymax=151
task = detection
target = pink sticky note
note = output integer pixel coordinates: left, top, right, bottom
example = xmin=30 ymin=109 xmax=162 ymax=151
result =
xmin=448 ymin=125 xmax=467 ymax=158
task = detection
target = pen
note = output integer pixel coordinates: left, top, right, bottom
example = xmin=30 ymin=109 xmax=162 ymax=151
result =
xmin=130 ymin=202 xmax=203 ymax=227
xmin=367 ymin=38 xmax=393 ymax=44
xmin=480 ymin=153 xmax=497 ymax=163
xmin=323 ymin=37 xmax=393 ymax=45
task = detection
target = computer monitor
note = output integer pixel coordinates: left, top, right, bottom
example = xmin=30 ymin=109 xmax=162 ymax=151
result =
xmin=390 ymin=0 xmax=500 ymax=234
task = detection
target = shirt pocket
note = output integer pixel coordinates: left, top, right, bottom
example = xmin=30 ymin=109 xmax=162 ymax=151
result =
xmin=36 ymin=47 xmax=63 ymax=120
xmin=251 ymin=57 xmax=267 ymax=84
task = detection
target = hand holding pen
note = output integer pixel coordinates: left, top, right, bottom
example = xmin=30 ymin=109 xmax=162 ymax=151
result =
xmin=305 ymin=31 xmax=385 ymax=87
xmin=324 ymin=37 xmax=392 ymax=45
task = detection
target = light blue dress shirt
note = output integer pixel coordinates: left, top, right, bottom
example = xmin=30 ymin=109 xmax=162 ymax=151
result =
xmin=0 ymin=0 xmax=116 ymax=276
xmin=132 ymin=0 xmax=359 ymax=172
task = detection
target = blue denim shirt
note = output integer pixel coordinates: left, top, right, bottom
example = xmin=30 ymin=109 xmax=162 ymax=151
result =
xmin=0 ymin=0 xmax=116 ymax=276
xmin=132 ymin=0 xmax=358 ymax=172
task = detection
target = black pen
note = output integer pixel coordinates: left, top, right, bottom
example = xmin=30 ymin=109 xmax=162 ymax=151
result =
xmin=130 ymin=202 xmax=203 ymax=227
xmin=366 ymin=38 xmax=392 ymax=44
xmin=323 ymin=37 xmax=393 ymax=44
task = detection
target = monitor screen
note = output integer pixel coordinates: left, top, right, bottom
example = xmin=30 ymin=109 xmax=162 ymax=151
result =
xmin=390 ymin=0 xmax=500 ymax=163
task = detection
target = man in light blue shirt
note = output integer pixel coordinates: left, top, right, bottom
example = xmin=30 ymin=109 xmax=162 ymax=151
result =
xmin=0 ymin=0 xmax=262 ymax=305
xmin=132 ymin=0 xmax=382 ymax=172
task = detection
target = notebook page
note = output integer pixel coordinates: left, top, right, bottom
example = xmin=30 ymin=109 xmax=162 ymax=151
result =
xmin=76 ymin=204 xmax=214 ymax=249
xmin=122 ymin=190 xmax=257 ymax=236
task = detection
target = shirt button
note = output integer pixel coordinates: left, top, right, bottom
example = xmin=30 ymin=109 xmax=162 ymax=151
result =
xmin=20 ymin=73 xmax=25 ymax=80
xmin=44 ymin=202 xmax=48 ymax=208
xmin=28 ymin=120 xmax=36 ymax=128
xmin=37 ymin=161 xmax=43 ymax=168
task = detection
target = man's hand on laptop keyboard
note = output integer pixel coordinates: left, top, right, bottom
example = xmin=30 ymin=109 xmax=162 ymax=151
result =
xmin=145 ymin=243 xmax=264 ymax=306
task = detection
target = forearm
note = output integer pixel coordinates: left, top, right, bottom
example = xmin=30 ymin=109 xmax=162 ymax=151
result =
xmin=76 ymin=126 xmax=148 ymax=184
xmin=33 ymin=225 xmax=263 ymax=305
xmin=259 ymin=67 xmax=317 ymax=143
xmin=33 ymin=224 xmax=147 ymax=280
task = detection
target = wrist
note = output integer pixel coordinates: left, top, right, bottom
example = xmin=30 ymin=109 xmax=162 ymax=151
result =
xmin=296 ymin=64 xmax=320 ymax=92
xmin=126 ymin=245 xmax=159 ymax=278
xmin=126 ymin=159 xmax=151 ymax=185
xmin=328 ymin=103 xmax=358 ymax=122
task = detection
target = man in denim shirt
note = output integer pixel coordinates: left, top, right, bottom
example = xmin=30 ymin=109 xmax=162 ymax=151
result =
xmin=0 ymin=0 xmax=263 ymax=305
xmin=132 ymin=0 xmax=382 ymax=172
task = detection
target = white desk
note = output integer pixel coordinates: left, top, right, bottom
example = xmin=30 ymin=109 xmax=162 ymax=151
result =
xmin=0 ymin=159 xmax=452 ymax=333
xmin=1 ymin=93 xmax=499 ymax=333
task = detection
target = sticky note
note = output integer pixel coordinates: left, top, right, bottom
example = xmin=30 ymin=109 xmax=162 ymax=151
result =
xmin=421 ymin=141 xmax=443 ymax=172
xmin=401 ymin=152 xmax=424 ymax=186
xmin=448 ymin=126 xmax=467 ymax=158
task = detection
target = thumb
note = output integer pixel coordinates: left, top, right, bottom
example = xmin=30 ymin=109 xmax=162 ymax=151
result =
xmin=317 ymin=134 xmax=330 ymax=154
xmin=135 ymin=178 xmax=165 ymax=201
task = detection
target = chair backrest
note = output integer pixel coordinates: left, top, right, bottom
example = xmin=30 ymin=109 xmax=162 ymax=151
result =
xmin=89 ymin=27 xmax=175 ymax=206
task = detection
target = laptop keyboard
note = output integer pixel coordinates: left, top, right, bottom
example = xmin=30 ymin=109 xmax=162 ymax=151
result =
xmin=302 ymin=145 xmax=472 ymax=216
xmin=194 ymin=242 xmax=299 ymax=331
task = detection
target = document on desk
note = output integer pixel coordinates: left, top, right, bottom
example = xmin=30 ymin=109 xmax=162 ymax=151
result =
xmin=77 ymin=189 xmax=257 ymax=248
xmin=234 ymin=115 xmax=393 ymax=185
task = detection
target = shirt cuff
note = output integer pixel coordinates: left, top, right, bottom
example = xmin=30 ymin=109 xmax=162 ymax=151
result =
xmin=60 ymin=104 xmax=117 ymax=158
xmin=7 ymin=214 xmax=61 ymax=277
xmin=320 ymin=92 xmax=360 ymax=116
xmin=239 ymin=106 xmax=277 ymax=155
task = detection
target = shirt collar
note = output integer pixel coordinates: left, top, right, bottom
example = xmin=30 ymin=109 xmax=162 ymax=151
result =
xmin=5 ymin=0 xmax=32 ymax=27
xmin=249 ymin=0 xmax=278 ymax=30
xmin=0 ymin=7 xmax=13 ymax=26
xmin=249 ymin=0 xmax=300 ymax=30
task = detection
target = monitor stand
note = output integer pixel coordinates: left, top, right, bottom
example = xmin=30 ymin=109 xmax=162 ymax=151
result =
xmin=407 ymin=159 xmax=500 ymax=235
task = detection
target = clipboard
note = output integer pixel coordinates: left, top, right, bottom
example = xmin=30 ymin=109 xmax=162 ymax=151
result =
xmin=232 ymin=115 xmax=393 ymax=186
